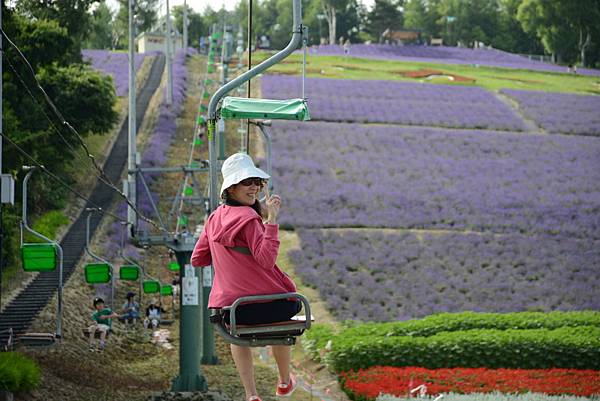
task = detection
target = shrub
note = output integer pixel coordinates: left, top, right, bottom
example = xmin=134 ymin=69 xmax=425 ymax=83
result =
xmin=327 ymin=326 xmax=600 ymax=372
xmin=339 ymin=311 xmax=600 ymax=338
xmin=0 ymin=352 xmax=41 ymax=392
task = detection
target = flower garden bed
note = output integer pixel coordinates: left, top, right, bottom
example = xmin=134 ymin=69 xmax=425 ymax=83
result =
xmin=262 ymin=75 xmax=527 ymax=130
xmin=340 ymin=366 xmax=600 ymax=400
xmin=502 ymin=89 xmax=600 ymax=136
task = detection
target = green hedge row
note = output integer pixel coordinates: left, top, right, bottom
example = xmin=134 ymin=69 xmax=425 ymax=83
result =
xmin=304 ymin=311 xmax=600 ymax=362
xmin=339 ymin=311 xmax=600 ymax=339
xmin=0 ymin=352 xmax=40 ymax=392
xmin=325 ymin=326 xmax=600 ymax=373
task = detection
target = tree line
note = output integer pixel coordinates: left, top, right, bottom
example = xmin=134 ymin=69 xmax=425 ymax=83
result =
xmin=1 ymin=1 xmax=117 ymax=271
xmin=84 ymin=0 xmax=600 ymax=68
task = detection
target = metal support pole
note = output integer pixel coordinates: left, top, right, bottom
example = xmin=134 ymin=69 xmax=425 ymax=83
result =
xmin=183 ymin=0 xmax=188 ymax=50
xmin=171 ymin=249 xmax=208 ymax=391
xmin=201 ymin=265 xmax=217 ymax=364
xmin=165 ymin=0 xmax=173 ymax=105
xmin=127 ymin=0 xmax=137 ymax=234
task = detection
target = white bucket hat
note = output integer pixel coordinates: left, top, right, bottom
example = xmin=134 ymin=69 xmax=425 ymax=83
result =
xmin=220 ymin=153 xmax=270 ymax=198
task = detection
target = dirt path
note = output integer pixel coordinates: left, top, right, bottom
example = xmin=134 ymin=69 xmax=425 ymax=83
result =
xmin=494 ymin=91 xmax=542 ymax=134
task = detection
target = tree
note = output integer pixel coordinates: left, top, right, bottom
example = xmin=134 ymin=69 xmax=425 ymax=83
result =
xmin=322 ymin=0 xmax=347 ymax=44
xmin=336 ymin=0 xmax=362 ymax=43
xmin=114 ymin=0 xmax=159 ymax=49
xmin=2 ymin=11 xmax=118 ymax=209
xmin=84 ymin=2 xmax=115 ymax=49
xmin=436 ymin=0 xmax=498 ymax=47
xmin=173 ymin=5 xmax=204 ymax=48
xmin=364 ymin=0 xmax=403 ymax=43
xmin=491 ymin=0 xmax=543 ymax=55
xmin=15 ymin=0 xmax=100 ymax=60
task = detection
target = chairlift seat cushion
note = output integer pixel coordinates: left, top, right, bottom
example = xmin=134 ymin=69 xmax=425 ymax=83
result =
xmin=160 ymin=285 xmax=173 ymax=296
xmin=21 ymin=243 xmax=57 ymax=272
xmin=84 ymin=263 xmax=112 ymax=284
xmin=119 ymin=265 xmax=139 ymax=281
xmin=220 ymin=97 xmax=310 ymax=121
xmin=143 ymin=280 xmax=160 ymax=294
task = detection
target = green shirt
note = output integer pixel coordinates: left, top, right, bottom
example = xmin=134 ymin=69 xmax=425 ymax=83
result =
xmin=92 ymin=308 xmax=113 ymax=329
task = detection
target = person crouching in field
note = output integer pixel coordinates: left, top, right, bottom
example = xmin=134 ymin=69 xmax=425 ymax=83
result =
xmin=88 ymin=297 xmax=119 ymax=352
xmin=191 ymin=153 xmax=300 ymax=401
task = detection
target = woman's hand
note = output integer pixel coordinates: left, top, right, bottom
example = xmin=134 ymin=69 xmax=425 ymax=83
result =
xmin=265 ymin=194 xmax=282 ymax=224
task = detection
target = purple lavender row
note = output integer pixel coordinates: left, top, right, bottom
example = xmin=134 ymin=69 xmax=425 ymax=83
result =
xmin=502 ymin=89 xmax=600 ymax=136
xmin=307 ymin=44 xmax=600 ymax=77
xmin=82 ymin=49 xmax=148 ymax=96
xmin=270 ymin=121 xmax=600 ymax=239
xmin=289 ymin=229 xmax=600 ymax=322
xmin=104 ymin=49 xmax=197 ymax=258
xmin=262 ymin=75 xmax=527 ymax=131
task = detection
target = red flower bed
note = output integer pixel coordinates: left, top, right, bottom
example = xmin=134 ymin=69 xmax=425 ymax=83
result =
xmin=340 ymin=366 xmax=600 ymax=400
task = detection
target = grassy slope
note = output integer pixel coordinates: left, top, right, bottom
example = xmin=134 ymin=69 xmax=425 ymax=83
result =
xmin=253 ymin=53 xmax=600 ymax=95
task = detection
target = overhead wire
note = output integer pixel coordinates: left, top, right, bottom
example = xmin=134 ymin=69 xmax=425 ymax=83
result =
xmin=0 ymin=28 xmax=172 ymax=234
xmin=2 ymin=51 xmax=105 ymax=172
xmin=0 ymin=131 xmax=124 ymax=223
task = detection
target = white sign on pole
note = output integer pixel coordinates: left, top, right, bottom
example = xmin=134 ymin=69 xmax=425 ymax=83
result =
xmin=182 ymin=276 xmax=199 ymax=305
xmin=182 ymin=264 xmax=198 ymax=305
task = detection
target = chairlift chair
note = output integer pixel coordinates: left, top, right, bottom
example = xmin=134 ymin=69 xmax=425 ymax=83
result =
xmin=205 ymin=0 xmax=313 ymax=347
xmin=84 ymin=210 xmax=115 ymax=308
xmin=17 ymin=167 xmax=63 ymax=347
xmin=210 ymin=293 xmax=312 ymax=347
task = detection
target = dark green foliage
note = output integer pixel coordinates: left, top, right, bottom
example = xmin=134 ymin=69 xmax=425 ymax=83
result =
xmin=364 ymin=0 xmax=404 ymax=42
xmin=305 ymin=311 xmax=600 ymax=372
xmin=84 ymin=2 xmax=115 ymax=49
xmin=0 ymin=352 xmax=41 ymax=392
xmin=337 ymin=311 xmax=600 ymax=338
xmin=173 ymin=5 xmax=204 ymax=49
xmin=0 ymin=7 xmax=117 ymax=275
xmin=328 ymin=326 xmax=600 ymax=372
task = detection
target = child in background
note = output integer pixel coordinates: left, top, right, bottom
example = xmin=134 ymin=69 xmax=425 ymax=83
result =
xmin=88 ymin=297 xmax=119 ymax=351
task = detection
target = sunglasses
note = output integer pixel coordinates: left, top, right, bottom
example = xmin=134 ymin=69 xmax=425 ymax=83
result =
xmin=238 ymin=177 xmax=265 ymax=187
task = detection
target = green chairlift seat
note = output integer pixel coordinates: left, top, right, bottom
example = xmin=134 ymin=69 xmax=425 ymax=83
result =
xmin=220 ymin=97 xmax=310 ymax=121
xmin=21 ymin=243 xmax=57 ymax=272
xmin=85 ymin=263 xmax=112 ymax=284
xmin=119 ymin=265 xmax=139 ymax=281
xmin=143 ymin=280 xmax=160 ymax=294
xmin=161 ymin=285 xmax=173 ymax=296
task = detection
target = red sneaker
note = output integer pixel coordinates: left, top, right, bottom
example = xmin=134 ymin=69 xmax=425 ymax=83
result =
xmin=248 ymin=396 xmax=262 ymax=401
xmin=276 ymin=374 xmax=297 ymax=397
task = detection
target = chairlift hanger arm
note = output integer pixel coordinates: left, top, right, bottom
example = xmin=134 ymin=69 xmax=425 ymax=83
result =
xmin=207 ymin=0 xmax=304 ymax=121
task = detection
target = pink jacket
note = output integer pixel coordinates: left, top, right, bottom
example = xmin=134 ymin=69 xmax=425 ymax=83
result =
xmin=190 ymin=204 xmax=296 ymax=308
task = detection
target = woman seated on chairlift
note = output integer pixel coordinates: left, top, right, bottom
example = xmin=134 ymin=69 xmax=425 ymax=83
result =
xmin=191 ymin=153 xmax=300 ymax=401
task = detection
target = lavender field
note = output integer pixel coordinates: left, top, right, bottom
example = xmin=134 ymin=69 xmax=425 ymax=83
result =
xmin=308 ymin=44 xmax=600 ymax=77
xmin=262 ymin=75 xmax=527 ymax=131
xmin=289 ymin=229 xmax=600 ymax=321
xmin=502 ymin=89 xmax=600 ymax=136
xmin=82 ymin=49 xmax=148 ymax=96
xmin=271 ymin=121 xmax=600 ymax=239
